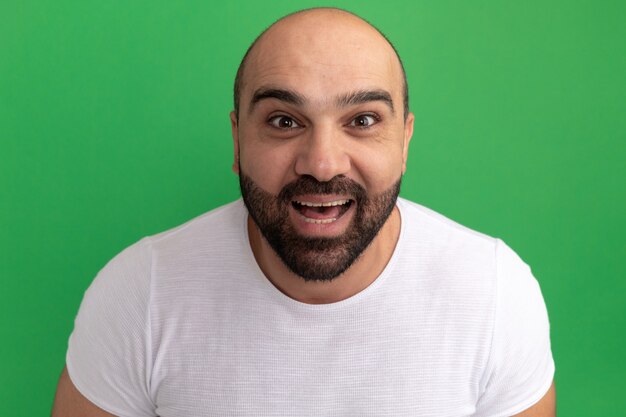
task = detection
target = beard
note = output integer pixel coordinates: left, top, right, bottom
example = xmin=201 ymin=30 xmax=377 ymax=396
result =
xmin=239 ymin=172 xmax=401 ymax=282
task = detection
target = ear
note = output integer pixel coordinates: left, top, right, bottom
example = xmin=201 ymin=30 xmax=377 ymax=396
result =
xmin=230 ymin=111 xmax=240 ymax=175
xmin=401 ymin=112 xmax=414 ymax=175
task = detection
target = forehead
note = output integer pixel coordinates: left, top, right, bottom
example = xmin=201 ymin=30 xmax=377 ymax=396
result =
xmin=242 ymin=12 xmax=402 ymax=109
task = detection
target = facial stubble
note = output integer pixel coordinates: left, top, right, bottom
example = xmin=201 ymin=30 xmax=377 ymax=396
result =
xmin=239 ymin=172 xmax=401 ymax=282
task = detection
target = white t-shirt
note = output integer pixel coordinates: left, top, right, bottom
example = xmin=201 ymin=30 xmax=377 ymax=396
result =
xmin=67 ymin=198 xmax=554 ymax=417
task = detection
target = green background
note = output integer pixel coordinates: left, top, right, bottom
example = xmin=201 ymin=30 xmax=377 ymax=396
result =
xmin=1 ymin=1 xmax=624 ymax=415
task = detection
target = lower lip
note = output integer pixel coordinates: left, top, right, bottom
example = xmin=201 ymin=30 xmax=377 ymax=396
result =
xmin=288 ymin=202 xmax=355 ymax=237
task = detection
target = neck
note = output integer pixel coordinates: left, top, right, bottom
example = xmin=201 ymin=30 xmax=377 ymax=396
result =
xmin=247 ymin=205 xmax=401 ymax=304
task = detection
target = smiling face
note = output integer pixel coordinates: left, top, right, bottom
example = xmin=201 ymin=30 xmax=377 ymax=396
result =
xmin=232 ymin=9 xmax=414 ymax=281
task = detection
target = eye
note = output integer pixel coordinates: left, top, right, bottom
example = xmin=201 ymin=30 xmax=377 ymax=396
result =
xmin=349 ymin=114 xmax=379 ymax=128
xmin=268 ymin=115 xmax=302 ymax=129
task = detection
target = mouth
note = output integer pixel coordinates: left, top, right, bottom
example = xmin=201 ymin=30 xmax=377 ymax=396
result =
xmin=291 ymin=198 xmax=354 ymax=224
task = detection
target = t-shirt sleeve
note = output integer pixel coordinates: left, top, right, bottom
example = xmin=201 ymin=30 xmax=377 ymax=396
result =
xmin=473 ymin=239 xmax=555 ymax=417
xmin=66 ymin=238 xmax=156 ymax=417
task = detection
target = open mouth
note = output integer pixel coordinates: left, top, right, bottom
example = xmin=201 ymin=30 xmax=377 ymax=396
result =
xmin=291 ymin=199 xmax=354 ymax=224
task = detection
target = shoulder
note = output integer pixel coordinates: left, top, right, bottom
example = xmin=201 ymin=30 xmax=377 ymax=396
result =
xmin=74 ymin=199 xmax=248 ymax=345
xmin=66 ymin=200 xmax=249 ymax=414
xmin=397 ymin=197 xmax=496 ymax=247
xmin=395 ymin=197 xmax=543 ymax=308
xmin=395 ymin=199 xmax=554 ymax=414
xmin=86 ymin=199 xmax=246 ymax=288
xmin=143 ymin=199 xmax=249 ymax=279
xmin=395 ymin=198 xmax=498 ymax=283
xmin=149 ymin=199 xmax=246 ymax=247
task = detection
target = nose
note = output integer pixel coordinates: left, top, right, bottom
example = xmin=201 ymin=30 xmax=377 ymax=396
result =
xmin=294 ymin=125 xmax=351 ymax=182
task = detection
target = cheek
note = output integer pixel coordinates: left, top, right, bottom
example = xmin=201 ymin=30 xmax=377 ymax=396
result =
xmin=353 ymin=146 xmax=405 ymax=192
xmin=239 ymin=142 xmax=297 ymax=194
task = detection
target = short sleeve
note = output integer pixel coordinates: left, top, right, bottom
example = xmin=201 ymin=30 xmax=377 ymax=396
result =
xmin=474 ymin=239 xmax=555 ymax=417
xmin=66 ymin=238 xmax=156 ymax=417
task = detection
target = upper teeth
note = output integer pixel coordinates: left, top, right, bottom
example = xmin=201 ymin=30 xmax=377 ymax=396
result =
xmin=294 ymin=199 xmax=350 ymax=207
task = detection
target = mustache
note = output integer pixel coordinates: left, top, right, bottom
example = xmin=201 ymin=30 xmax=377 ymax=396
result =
xmin=278 ymin=175 xmax=367 ymax=203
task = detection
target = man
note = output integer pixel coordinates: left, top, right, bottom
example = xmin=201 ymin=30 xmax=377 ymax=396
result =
xmin=52 ymin=7 xmax=555 ymax=417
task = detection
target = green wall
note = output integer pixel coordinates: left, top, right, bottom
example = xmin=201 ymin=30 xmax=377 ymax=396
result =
xmin=1 ymin=1 xmax=624 ymax=415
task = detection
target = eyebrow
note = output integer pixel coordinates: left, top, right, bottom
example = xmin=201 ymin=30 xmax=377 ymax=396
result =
xmin=249 ymin=87 xmax=395 ymax=115
xmin=336 ymin=89 xmax=395 ymax=114
xmin=250 ymin=88 xmax=305 ymax=113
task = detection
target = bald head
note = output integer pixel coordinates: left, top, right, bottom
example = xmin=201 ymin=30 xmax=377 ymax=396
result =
xmin=233 ymin=8 xmax=409 ymax=121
